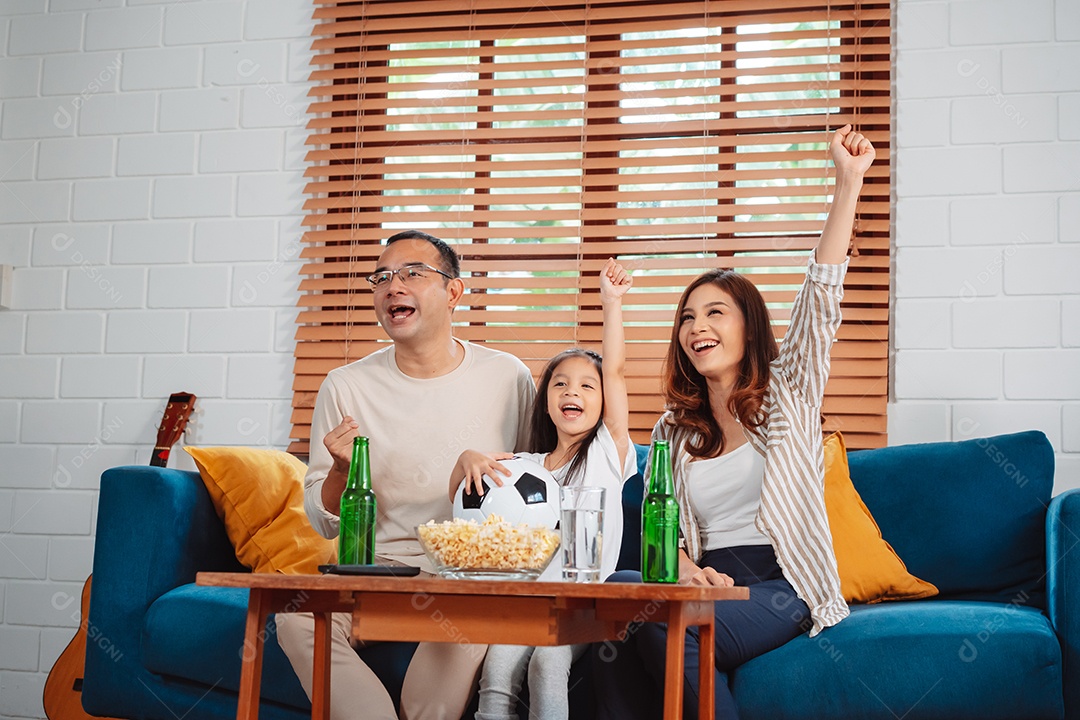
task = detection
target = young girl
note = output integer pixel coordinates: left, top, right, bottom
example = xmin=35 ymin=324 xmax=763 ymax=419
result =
xmin=593 ymin=125 xmax=876 ymax=720
xmin=448 ymin=258 xmax=635 ymax=720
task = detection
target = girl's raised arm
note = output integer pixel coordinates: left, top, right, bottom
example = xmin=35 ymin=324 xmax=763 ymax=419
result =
xmin=815 ymin=124 xmax=875 ymax=265
xmin=599 ymin=258 xmax=632 ymax=469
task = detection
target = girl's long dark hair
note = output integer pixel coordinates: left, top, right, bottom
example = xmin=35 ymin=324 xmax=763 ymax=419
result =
xmin=662 ymin=269 xmax=778 ymax=459
xmin=527 ymin=348 xmax=604 ymax=484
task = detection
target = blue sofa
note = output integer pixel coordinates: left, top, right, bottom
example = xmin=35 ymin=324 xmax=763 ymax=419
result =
xmin=84 ymin=431 xmax=1077 ymax=719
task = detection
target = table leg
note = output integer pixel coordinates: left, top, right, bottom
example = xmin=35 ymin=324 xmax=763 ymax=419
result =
xmin=311 ymin=612 xmax=332 ymax=720
xmin=663 ymin=602 xmax=687 ymax=720
xmin=698 ymin=614 xmax=715 ymax=720
xmin=237 ymin=589 xmax=269 ymax=720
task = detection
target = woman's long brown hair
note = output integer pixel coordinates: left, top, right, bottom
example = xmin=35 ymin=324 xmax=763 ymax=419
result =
xmin=662 ymin=269 xmax=779 ymax=459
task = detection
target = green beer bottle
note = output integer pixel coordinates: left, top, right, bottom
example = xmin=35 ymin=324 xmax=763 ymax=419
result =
xmin=339 ymin=436 xmax=377 ymax=565
xmin=641 ymin=439 xmax=678 ymax=583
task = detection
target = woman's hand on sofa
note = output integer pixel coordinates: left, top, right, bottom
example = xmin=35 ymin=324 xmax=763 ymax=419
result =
xmin=677 ymin=550 xmax=735 ymax=587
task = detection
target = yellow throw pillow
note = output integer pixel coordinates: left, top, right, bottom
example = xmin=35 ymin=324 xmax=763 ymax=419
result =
xmin=824 ymin=432 xmax=938 ymax=604
xmin=185 ymin=446 xmax=335 ymax=574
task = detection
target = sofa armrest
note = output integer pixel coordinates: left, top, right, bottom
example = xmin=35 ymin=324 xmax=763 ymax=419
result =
xmin=83 ymin=465 xmax=243 ymax=713
xmin=1048 ymin=487 xmax=1080 ymax=720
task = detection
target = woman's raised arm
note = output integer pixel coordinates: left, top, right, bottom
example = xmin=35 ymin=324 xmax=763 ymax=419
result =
xmin=815 ymin=124 xmax=876 ymax=265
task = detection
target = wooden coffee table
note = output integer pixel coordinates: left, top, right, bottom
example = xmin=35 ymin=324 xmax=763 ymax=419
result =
xmin=196 ymin=572 xmax=748 ymax=720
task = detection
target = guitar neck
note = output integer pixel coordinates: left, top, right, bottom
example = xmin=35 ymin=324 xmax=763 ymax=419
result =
xmin=150 ymin=447 xmax=171 ymax=468
xmin=151 ymin=392 xmax=196 ymax=468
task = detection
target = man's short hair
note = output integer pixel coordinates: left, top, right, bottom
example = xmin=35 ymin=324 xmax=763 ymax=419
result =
xmin=385 ymin=230 xmax=461 ymax=278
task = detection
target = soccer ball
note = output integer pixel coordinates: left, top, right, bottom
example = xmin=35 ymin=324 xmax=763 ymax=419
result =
xmin=452 ymin=456 xmax=561 ymax=529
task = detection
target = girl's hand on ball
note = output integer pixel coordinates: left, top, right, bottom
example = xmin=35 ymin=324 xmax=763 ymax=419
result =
xmin=459 ymin=450 xmax=513 ymax=495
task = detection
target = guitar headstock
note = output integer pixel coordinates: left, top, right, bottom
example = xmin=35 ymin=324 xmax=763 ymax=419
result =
xmin=153 ymin=392 xmax=197 ymax=467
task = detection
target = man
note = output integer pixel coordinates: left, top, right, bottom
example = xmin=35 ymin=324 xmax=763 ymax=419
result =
xmin=277 ymin=230 xmax=536 ymax=720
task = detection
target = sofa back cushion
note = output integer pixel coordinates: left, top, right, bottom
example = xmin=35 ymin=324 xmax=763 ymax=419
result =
xmin=847 ymin=430 xmax=1054 ymax=608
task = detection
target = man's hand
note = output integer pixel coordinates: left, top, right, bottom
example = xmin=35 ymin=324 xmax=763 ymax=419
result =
xmin=320 ymin=416 xmax=360 ymax=515
xmin=324 ymin=416 xmax=361 ymax=473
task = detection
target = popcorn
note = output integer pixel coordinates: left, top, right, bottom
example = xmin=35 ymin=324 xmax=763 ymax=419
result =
xmin=417 ymin=515 xmax=560 ymax=571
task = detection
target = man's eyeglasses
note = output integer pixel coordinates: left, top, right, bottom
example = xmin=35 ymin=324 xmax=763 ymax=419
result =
xmin=366 ymin=263 xmax=454 ymax=290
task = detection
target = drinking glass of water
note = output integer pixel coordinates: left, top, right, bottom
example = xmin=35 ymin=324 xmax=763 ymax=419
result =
xmin=560 ymin=486 xmax=604 ymax=583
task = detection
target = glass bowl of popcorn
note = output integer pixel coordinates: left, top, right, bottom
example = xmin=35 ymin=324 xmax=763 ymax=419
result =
xmin=417 ymin=515 xmax=560 ymax=581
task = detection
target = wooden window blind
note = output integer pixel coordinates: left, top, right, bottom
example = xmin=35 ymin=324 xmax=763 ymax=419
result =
xmin=292 ymin=0 xmax=891 ymax=454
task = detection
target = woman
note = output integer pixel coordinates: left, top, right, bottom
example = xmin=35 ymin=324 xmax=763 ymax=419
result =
xmin=593 ymin=125 xmax=875 ymax=720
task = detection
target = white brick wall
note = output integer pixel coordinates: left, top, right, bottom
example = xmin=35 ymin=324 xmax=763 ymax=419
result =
xmin=148 ymin=265 xmax=229 ymax=307
xmin=188 ymin=308 xmax=273 ymax=352
xmin=8 ymin=14 xmax=82 ymax=56
xmin=60 ymin=356 xmax=141 ymax=398
xmin=894 ymin=197 xmax=948 ymax=246
xmin=896 ymin=146 xmax=1001 ymax=196
xmin=1065 ymin=297 xmax=1080 ymax=346
xmin=0 ymin=627 xmax=40 ymax=671
xmin=2 ymin=447 xmax=55 ymax=489
xmin=894 ymin=299 xmax=951 ymax=349
xmin=894 ymin=350 xmax=1002 ymax=399
xmin=142 ymin=355 xmax=226 ymax=398
xmin=950 ymin=94 xmax=1056 ymax=144
xmin=104 ymin=310 xmax=187 ymax=353
xmin=0 ymin=0 xmax=1076 ymax=717
xmin=0 ymin=181 xmax=69 ymax=222
xmin=952 ymin=298 xmax=1060 ymax=347
xmin=950 ymin=195 xmax=1057 ymax=245
xmin=164 ymin=1 xmax=243 ymax=45
xmin=199 ymin=129 xmax=283 ymax=172
xmin=159 ymin=88 xmax=239 ymax=131
xmin=0 ymin=359 xmax=57 ymax=399
xmin=117 ymin=133 xmax=195 ymax=176
xmin=891 ymin=0 xmax=1079 ymax=493
xmin=10 ymin=269 xmax=64 ymax=310
xmin=193 ymin=219 xmax=276 ymax=261
xmin=152 ymin=175 xmax=233 ymax=217
xmin=1062 ymin=194 xmax=1080 ymax=240
xmin=1003 ymin=45 xmax=1080 ymax=92
xmin=37 ymin=137 xmax=114 ymax=179
xmin=121 ymin=46 xmax=201 ymax=91
xmin=31 ymin=224 xmax=109 ymax=266
xmin=1004 ymin=142 xmax=1080 ymax=193
xmin=2 ymin=57 xmax=43 ymax=97
xmin=203 ymin=42 xmax=286 ymax=86
xmin=78 ymin=91 xmax=156 ymax=135
xmin=1064 ymin=405 xmax=1080 ymax=452
xmin=0 ymin=403 xmax=18 ymax=442
xmin=83 ymin=6 xmax=162 ymax=51
xmin=949 ymin=0 xmax=1053 ymax=45
xmin=0 ymin=140 xmax=37 ymax=180
xmin=66 ymin=265 xmax=146 ymax=309
xmin=113 ymin=221 xmax=192 ymax=263
xmin=72 ymin=178 xmax=150 ymax=220
xmin=26 ymin=313 xmax=103 ymax=354
xmin=2 ymin=97 xmax=77 ymax=139
xmin=41 ymin=52 xmax=120 ymax=96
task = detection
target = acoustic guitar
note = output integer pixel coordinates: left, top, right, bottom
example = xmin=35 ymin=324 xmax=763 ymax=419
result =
xmin=43 ymin=392 xmax=197 ymax=720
